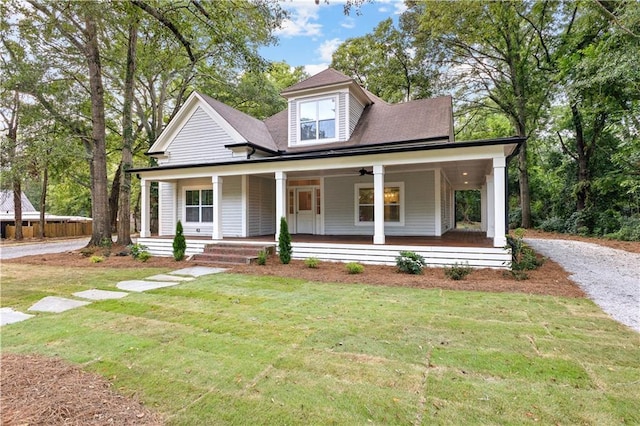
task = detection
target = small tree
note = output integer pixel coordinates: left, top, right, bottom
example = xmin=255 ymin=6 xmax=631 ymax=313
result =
xmin=278 ymin=217 xmax=292 ymax=264
xmin=173 ymin=220 xmax=186 ymax=261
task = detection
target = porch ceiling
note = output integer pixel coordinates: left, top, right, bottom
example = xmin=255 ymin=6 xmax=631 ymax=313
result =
xmin=279 ymin=158 xmax=492 ymax=189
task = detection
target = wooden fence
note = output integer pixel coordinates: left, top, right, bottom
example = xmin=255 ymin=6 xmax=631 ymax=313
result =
xmin=5 ymin=222 xmax=92 ymax=239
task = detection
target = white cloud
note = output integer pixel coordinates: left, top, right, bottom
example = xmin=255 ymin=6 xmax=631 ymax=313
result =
xmin=378 ymin=6 xmax=389 ymax=13
xmin=341 ymin=16 xmax=355 ymax=29
xmin=317 ymin=38 xmax=343 ymax=63
xmin=393 ymin=2 xmax=407 ymax=15
xmin=275 ymin=3 xmax=322 ymax=38
xmin=304 ymin=63 xmax=329 ymax=76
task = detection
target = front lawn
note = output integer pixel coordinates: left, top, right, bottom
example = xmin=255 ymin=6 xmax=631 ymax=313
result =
xmin=1 ymin=264 xmax=638 ymax=425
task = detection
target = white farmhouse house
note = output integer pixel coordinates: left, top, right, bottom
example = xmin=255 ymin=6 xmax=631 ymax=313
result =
xmin=131 ymin=68 xmax=522 ymax=268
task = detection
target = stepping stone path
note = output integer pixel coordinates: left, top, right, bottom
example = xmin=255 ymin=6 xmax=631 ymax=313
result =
xmin=1 ymin=267 xmax=227 ymax=327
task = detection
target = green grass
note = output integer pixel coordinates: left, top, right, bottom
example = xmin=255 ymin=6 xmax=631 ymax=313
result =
xmin=1 ymin=264 xmax=639 ymax=425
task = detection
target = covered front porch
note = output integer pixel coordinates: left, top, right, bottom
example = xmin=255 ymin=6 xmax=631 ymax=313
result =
xmin=138 ymin=230 xmax=511 ymax=268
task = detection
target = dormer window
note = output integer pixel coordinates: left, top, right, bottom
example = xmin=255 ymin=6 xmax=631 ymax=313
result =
xmin=299 ymin=97 xmax=337 ymax=143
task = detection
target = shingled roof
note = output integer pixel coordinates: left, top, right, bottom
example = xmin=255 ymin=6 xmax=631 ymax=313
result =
xmin=280 ymin=68 xmax=354 ymax=95
xmin=0 ymin=190 xmax=36 ymax=213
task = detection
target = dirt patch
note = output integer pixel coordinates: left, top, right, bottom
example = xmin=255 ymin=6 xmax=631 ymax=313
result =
xmin=0 ymin=353 xmax=163 ymax=425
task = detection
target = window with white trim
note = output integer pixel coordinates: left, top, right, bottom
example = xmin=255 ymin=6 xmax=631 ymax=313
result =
xmin=355 ymin=182 xmax=404 ymax=225
xmin=185 ymin=189 xmax=213 ymax=223
xmin=299 ymin=97 xmax=336 ymax=142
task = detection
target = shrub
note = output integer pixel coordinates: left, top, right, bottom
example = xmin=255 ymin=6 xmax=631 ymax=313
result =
xmin=257 ymin=250 xmax=268 ymax=266
xmin=345 ymin=262 xmax=364 ymax=274
xmin=278 ymin=217 xmax=292 ymax=264
xmin=537 ymin=216 xmax=566 ymax=233
xmin=90 ymin=255 xmax=104 ymax=263
xmin=506 ymin=229 xmax=543 ymax=273
xmin=137 ymin=251 xmax=151 ymax=262
xmin=304 ymin=257 xmax=320 ymax=268
xmin=396 ymin=251 xmax=426 ymax=275
xmin=129 ymin=243 xmax=149 ymax=260
xmin=444 ymin=262 xmax=472 ymax=280
xmin=605 ymin=215 xmax=640 ymax=241
xmin=173 ymin=220 xmax=186 ymax=261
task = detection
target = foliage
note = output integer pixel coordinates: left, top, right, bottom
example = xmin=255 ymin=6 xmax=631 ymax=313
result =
xmin=257 ymin=250 xmax=268 ymax=266
xmin=507 ymin=229 xmax=543 ymax=272
xmin=128 ymin=243 xmax=149 ymax=261
xmin=89 ymin=256 xmax=104 ymax=263
xmin=304 ymin=257 xmax=320 ymax=269
xmin=278 ymin=217 xmax=292 ymax=264
xmin=444 ymin=263 xmax=473 ymax=281
xmin=345 ymin=262 xmax=364 ymax=274
xmin=396 ymin=251 xmax=426 ymax=275
xmin=605 ymin=215 xmax=640 ymax=241
xmin=172 ymin=220 xmax=186 ymax=261
xmin=537 ymin=216 xmax=567 ymax=233
xmin=455 ymin=190 xmax=481 ymax=224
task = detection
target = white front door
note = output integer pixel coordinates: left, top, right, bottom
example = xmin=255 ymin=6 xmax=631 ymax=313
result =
xmin=295 ymin=188 xmax=315 ymax=234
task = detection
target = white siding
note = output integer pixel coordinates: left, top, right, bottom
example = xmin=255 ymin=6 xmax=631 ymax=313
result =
xmin=160 ymin=107 xmax=240 ymax=166
xmin=288 ymin=100 xmax=296 ymax=146
xmin=176 ymin=176 xmax=243 ymax=237
xmin=158 ymin=181 xmax=176 ymax=236
xmin=338 ymin=92 xmax=347 ymax=141
xmin=248 ymin=176 xmax=276 ymax=236
xmin=349 ymin=93 xmax=365 ymax=137
xmin=324 ymin=171 xmax=436 ymax=236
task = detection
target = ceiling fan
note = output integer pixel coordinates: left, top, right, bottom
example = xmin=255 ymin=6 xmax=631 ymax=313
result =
xmin=358 ymin=168 xmax=374 ymax=176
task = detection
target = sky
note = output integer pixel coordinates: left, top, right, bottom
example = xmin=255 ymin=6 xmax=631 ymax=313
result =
xmin=260 ymin=0 xmax=407 ymax=76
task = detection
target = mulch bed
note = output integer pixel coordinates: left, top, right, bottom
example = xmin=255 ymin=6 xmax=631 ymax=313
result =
xmin=0 ymin=354 xmax=163 ymax=425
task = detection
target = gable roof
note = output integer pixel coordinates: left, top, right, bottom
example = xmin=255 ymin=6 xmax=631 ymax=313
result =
xmin=281 ymin=68 xmax=354 ymax=95
xmin=0 ymin=190 xmax=36 ymax=213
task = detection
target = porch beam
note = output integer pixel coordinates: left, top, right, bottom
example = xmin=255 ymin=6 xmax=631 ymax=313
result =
xmin=492 ymin=157 xmax=507 ymax=247
xmin=212 ymin=175 xmax=223 ymax=240
xmin=140 ymin=178 xmax=151 ymax=238
xmin=275 ymin=171 xmax=287 ymax=242
xmin=373 ymin=164 xmax=385 ymax=245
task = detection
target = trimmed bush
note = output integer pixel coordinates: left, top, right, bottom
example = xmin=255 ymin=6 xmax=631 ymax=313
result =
xmin=257 ymin=250 xmax=268 ymax=266
xmin=129 ymin=243 xmax=149 ymax=260
xmin=90 ymin=255 xmax=104 ymax=263
xmin=278 ymin=217 xmax=292 ymax=264
xmin=345 ymin=262 xmax=364 ymax=274
xmin=396 ymin=251 xmax=426 ymax=275
xmin=173 ymin=220 xmax=186 ymax=261
xmin=444 ymin=262 xmax=473 ymax=280
xmin=304 ymin=257 xmax=320 ymax=268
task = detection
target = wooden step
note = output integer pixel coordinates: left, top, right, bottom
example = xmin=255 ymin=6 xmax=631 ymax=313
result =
xmin=193 ymin=243 xmax=275 ymax=265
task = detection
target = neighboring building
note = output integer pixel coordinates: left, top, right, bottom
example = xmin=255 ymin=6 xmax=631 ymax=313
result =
xmin=0 ymin=190 xmax=91 ymax=239
xmin=131 ymin=69 xmax=522 ymax=267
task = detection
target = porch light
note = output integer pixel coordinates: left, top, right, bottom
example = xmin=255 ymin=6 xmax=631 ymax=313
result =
xmin=462 ymin=172 xmax=468 ymax=176
xmin=464 ymin=181 xmax=469 ymax=184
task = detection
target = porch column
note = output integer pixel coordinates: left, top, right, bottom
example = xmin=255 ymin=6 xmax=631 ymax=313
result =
xmin=480 ymin=183 xmax=487 ymax=232
xmin=492 ymin=157 xmax=507 ymax=247
xmin=212 ymin=175 xmax=223 ymax=240
xmin=434 ymin=169 xmax=442 ymax=236
xmin=275 ymin=171 xmax=287 ymax=241
xmin=373 ymin=164 xmax=385 ymax=245
xmin=140 ymin=178 xmax=151 ymax=238
xmin=486 ymin=174 xmax=495 ymax=238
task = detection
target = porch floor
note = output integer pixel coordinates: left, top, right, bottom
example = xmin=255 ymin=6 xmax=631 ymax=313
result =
xmin=147 ymin=229 xmax=494 ymax=249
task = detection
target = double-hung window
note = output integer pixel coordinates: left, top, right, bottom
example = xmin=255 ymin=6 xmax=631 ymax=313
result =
xmin=355 ymin=182 xmax=404 ymax=226
xmin=299 ymin=97 xmax=336 ymax=142
xmin=185 ymin=189 xmax=213 ymax=223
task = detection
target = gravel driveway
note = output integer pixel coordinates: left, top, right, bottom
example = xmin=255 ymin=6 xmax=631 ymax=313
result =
xmin=525 ymin=238 xmax=640 ymax=333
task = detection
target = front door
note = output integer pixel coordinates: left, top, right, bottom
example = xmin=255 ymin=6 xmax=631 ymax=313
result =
xmin=295 ymin=188 xmax=314 ymax=234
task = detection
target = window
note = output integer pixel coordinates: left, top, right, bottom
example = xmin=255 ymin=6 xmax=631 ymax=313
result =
xmin=299 ymin=98 xmax=336 ymax=142
xmin=185 ymin=189 xmax=213 ymax=223
xmin=355 ymin=183 xmax=404 ymax=226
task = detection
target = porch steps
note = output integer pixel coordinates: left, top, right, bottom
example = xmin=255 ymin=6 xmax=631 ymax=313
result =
xmin=192 ymin=243 xmax=275 ymax=265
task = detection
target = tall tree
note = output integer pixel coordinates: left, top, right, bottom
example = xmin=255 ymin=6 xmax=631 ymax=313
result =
xmin=407 ymin=1 xmax=555 ymax=228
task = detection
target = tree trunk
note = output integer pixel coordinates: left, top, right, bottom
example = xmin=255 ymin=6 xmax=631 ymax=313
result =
xmin=7 ymin=91 xmax=23 ymax=240
xmin=12 ymin=180 xmax=23 ymax=240
xmin=109 ymin=162 xmax=121 ymax=232
xmin=117 ymin=20 xmax=138 ymax=246
xmin=84 ymin=14 xmax=111 ymax=247
xmin=571 ymin=104 xmax=589 ymax=213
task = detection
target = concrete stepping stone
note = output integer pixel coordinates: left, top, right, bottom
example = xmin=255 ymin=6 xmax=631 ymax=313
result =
xmin=73 ymin=289 xmax=129 ymax=300
xmin=28 ymin=296 xmax=91 ymax=313
xmin=170 ymin=267 xmax=227 ymax=277
xmin=1 ymin=307 xmax=34 ymax=326
xmin=116 ymin=280 xmax=179 ymax=292
xmin=146 ymin=274 xmax=195 ymax=282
